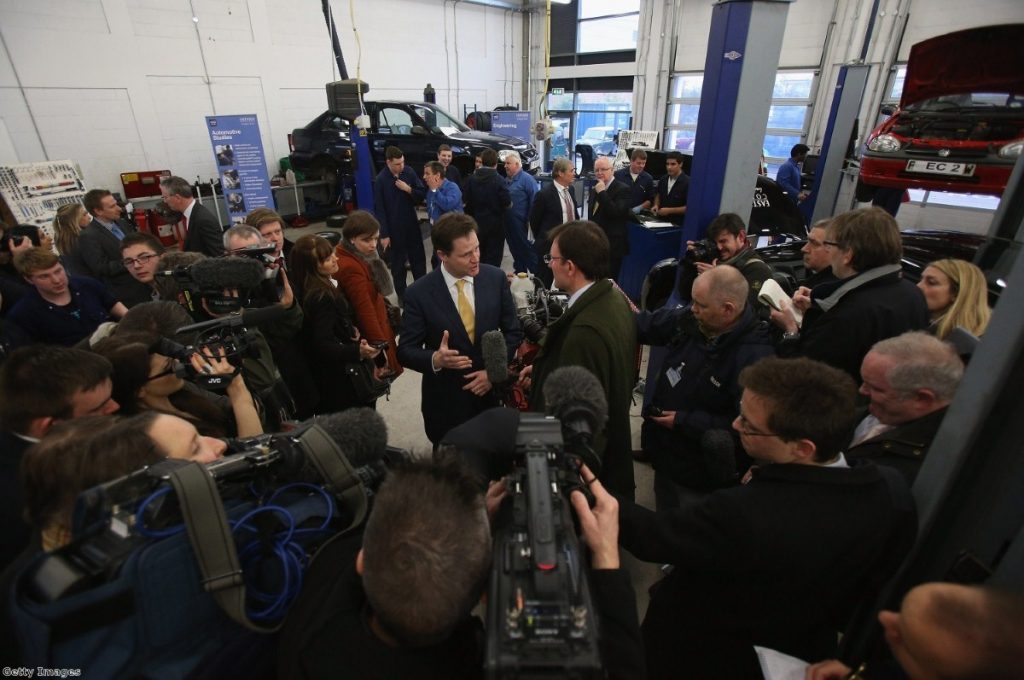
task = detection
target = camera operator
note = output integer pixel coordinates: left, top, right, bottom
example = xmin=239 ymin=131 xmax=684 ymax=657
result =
xmin=677 ymin=212 xmax=774 ymax=309
xmin=91 ymin=331 xmax=262 ymax=439
xmin=224 ymin=224 xmax=314 ymax=419
xmin=278 ymin=454 xmax=492 ymax=679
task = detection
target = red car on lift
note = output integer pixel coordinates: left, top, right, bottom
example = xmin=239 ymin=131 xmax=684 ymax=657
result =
xmin=860 ymin=24 xmax=1024 ymax=196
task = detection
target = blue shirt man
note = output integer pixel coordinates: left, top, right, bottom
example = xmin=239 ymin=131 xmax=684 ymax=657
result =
xmin=777 ymin=143 xmax=809 ymax=205
xmin=424 ymin=161 xmax=463 ymax=225
xmin=503 ymin=152 xmax=538 ymax=274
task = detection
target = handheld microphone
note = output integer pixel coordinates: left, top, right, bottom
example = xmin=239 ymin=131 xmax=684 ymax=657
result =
xmin=542 ymin=366 xmax=608 ymax=447
xmin=482 ymin=330 xmax=509 ymax=385
xmin=190 ymin=256 xmax=265 ymax=292
xmin=700 ymin=429 xmax=738 ymax=485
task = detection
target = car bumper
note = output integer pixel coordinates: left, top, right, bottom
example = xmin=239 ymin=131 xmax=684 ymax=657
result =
xmin=860 ymin=155 xmax=1013 ymax=196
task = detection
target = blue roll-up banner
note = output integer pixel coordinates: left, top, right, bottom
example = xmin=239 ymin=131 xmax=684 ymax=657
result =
xmin=206 ymin=114 xmax=273 ymax=223
xmin=491 ymin=111 xmax=532 ymax=144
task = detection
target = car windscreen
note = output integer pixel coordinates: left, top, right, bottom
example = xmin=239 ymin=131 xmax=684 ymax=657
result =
xmin=412 ymin=105 xmax=470 ymax=134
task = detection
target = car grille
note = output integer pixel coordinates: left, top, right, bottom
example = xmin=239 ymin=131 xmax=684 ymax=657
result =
xmin=902 ymin=145 xmax=989 ymax=159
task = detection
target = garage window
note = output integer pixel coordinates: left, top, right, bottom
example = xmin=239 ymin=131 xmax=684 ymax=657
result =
xmin=546 ymin=90 xmax=632 ymax=165
xmin=666 ymin=70 xmax=816 ymax=175
xmin=577 ymin=0 xmax=640 ymax=53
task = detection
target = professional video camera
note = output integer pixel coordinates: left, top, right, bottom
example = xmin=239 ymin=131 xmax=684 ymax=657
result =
xmin=516 ymin=285 xmax=570 ymax=345
xmin=684 ymin=237 xmax=719 ymax=264
xmin=485 ymin=366 xmax=607 ymax=678
xmin=26 ymin=409 xmax=409 ymax=615
xmin=145 ymin=306 xmax=285 ymax=391
xmin=155 ymin=255 xmax=269 ymax=316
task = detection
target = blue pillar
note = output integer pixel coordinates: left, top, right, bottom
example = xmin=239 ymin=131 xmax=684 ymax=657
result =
xmin=683 ymin=0 xmax=793 ymax=246
xmin=808 ymin=64 xmax=870 ymax=224
xmin=351 ymin=124 xmax=375 ymax=213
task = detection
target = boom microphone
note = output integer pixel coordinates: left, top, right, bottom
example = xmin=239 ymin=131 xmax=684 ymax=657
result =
xmin=482 ymin=330 xmax=509 ymax=385
xmin=175 ymin=304 xmax=287 ymax=335
xmin=542 ymin=366 xmax=608 ymax=446
xmin=700 ymin=429 xmax=737 ymax=485
xmin=314 ymin=407 xmax=389 ymax=468
xmin=190 ymin=256 xmax=265 ymax=292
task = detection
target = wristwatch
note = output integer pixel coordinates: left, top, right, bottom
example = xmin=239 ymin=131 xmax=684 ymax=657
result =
xmin=782 ymin=330 xmax=800 ymax=341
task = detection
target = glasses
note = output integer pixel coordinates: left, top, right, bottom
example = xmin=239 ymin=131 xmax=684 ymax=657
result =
xmin=822 ymin=240 xmax=843 ymax=249
xmin=122 ymin=253 xmax=158 ymax=267
xmin=735 ymin=411 xmax=779 ymax=438
xmin=543 ymin=254 xmax=568 ymax=265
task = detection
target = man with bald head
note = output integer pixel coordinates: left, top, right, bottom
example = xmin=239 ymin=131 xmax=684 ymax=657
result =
xmin=636 ymin=264 xmax=775 ymax=506
xmin=588 ymin=156 xmax=632 ymax=280
xmin=808 ymin=583 xmax=1024 ymax=680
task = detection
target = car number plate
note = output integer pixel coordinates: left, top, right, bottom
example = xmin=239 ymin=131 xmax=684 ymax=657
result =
xmin=905 ymin=160 xmax=976 ymax=176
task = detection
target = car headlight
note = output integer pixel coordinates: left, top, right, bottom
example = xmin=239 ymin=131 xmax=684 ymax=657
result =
xmin=867 ymin=134 xmax=902 ymax=153
xmin=998 ymin=139 xmax=1024 ymax=159
xmin=497 ymin=150 xmax=512 ymax=161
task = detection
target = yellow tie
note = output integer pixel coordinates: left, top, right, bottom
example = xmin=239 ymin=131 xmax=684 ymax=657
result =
xmin=456 ymin=279 xmax=475 ymax=343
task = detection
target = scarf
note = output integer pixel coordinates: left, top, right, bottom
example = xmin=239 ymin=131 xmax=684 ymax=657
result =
xmin=342 ymin=239 xmax=395 ymax=297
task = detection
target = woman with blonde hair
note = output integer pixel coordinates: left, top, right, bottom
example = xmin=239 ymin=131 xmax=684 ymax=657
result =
xmin=52 ymin=203 xmax=91 ymax=276
xmin=917 ymin=258 xmax=991 ymax=339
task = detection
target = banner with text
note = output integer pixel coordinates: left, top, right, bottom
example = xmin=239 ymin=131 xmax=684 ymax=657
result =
xmin=206 ymin=114 xmax=272 ymax=223
xmin=491 ymin=111 xmax=532 ymax=144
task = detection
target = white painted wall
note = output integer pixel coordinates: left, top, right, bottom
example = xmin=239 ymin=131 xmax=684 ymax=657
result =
xmin=0 ymin=0 xmax=523 ymax=193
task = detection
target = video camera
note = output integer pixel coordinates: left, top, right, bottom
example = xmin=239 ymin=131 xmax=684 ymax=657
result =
xmin=684 ymin=237 xmax=719 ymax=264
xmin=27 ymin=412 xmax=411 ymax=611
xmin=485 ymin=368 xmax=606 ymax=678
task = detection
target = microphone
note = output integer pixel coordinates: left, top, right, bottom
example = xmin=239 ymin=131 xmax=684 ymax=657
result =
xmin=541 ymin=366 xmax=608 ymax=447
xmin=175 ymin=304 xmax=287 ymax=335
xmin=700 ymin=429 xmax=737 ymax=485
xmin=314 ymin=407 xmax=388 ymax=468
xmin=481 ymin=330 xmax=509 ymax=385
xmin=190 ymin=256 xmax=265 ymax=292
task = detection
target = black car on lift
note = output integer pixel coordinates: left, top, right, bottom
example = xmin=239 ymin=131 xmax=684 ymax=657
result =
xmin=288 ymin=100 xmax=541 ymax=186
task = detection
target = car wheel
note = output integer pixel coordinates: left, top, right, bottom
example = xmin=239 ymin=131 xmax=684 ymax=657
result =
xmin=311 ymin=159 xmax=342 ymax=194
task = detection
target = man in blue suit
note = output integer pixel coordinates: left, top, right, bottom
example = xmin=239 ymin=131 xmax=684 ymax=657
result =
xmin=375 ymin=146 xmax=427 ymax=299
xmin=398 ymin=213 xmax=523 ymax=445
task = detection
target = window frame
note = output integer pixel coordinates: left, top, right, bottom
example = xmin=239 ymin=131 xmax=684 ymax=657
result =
xmin=576 ymin=0 xmax=640 ymax=55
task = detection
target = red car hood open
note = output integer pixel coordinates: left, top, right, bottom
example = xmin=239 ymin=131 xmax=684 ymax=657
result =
xmin=901 ymin=24 xmax=1024 ymax=107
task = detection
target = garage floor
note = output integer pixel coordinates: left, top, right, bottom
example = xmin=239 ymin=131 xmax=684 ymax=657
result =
xmin=285 ymin=217 xmax=664 ymax=618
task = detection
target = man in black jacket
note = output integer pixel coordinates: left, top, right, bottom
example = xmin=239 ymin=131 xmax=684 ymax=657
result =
xmin=159 ymin=176 xmax=225 ymax=257
xmin=678 ymin=212 xmax=774 ymax=308
xmin=652 ymin=150 xmax=688 ymax=225
xmin=463 ymin=149 xmax=511 ymax=267
xmin=528 ymin=157 xmax=577 ymax=287
xmin=79 ymin=189 xmax=152 ymax=306
xmin=771 ymin=207 xmax=930 ymax=383
xmin=638 ymin=265 xmax=775 ymax=505
xmin=589 ymin=157 xmax=633 ymax=281
xmin=846 ymin=331 xmax=963 ymax=485
xmin=619 ymin=357 xmax=917 ymax=679
xmin=614 ymin=149 xmax=656 ymax=211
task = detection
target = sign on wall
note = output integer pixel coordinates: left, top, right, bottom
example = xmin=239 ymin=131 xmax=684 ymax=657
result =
xmin=491 ymin=111 xmax=533 ymax=144
xmin=205 ymin=115 xmax=272 ymax=223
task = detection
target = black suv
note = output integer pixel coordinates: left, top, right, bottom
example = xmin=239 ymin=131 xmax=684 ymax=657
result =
xmin=289 ymin=101 xmax=540 ymax=184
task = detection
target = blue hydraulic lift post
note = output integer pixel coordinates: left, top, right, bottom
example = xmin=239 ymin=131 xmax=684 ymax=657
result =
xmin=807 ymin=64 xmax=870 ymax=225
xmin=682 ymin=0 xmax=793 ymax=246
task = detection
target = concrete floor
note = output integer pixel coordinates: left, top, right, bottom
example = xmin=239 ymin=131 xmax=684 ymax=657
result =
xmin=286 ymin=216 xmax=664 ymax=616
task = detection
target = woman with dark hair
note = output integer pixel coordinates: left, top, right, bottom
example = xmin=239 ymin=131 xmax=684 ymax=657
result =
xmin=289 ymin=234 xmax=383 ymax=413
xmin=92 ymin=331 xmax=262 ymax=438
xmin=334 ymin=211 xmax=402 ymax=379
xmin=52 ymin=204 xmax=91 ymax=276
